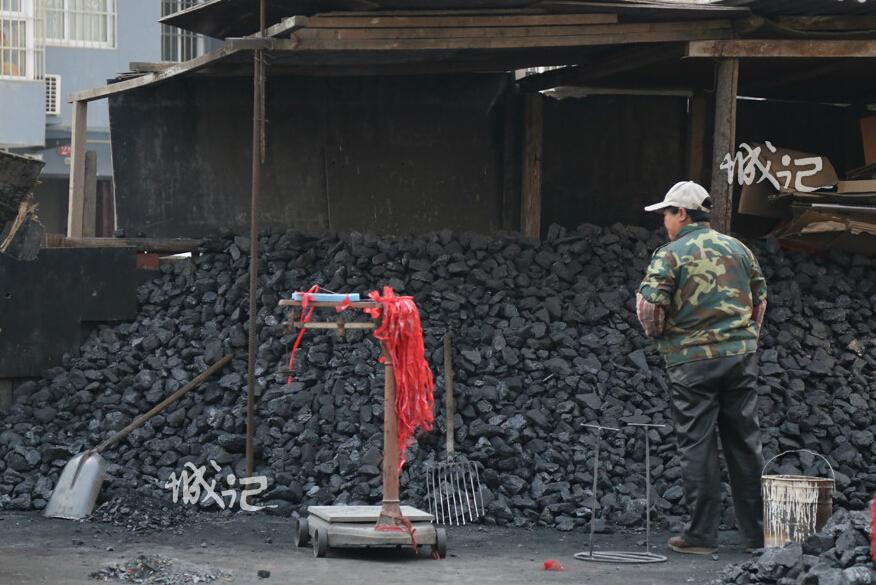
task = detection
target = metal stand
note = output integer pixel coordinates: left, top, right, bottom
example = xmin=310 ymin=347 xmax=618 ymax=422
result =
xmin=574 ymin=423 xmax=668 ymax=565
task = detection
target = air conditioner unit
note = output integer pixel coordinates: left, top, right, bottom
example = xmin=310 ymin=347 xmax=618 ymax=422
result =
xmin=45 ymin=75 xmax=61 ymax=116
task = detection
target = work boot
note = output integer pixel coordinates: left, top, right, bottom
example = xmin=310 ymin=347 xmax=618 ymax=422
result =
xmin=667 ymin=536 xmax=718 ymax=555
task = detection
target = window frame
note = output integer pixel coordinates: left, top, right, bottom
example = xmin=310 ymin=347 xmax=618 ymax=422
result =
xmin=44 ymin=0 xmax=117 ymax=50
xmin=161 ymin=0 xmax=206 ymax=62
xmin=0 ymin=0 xmax=37 ymax=79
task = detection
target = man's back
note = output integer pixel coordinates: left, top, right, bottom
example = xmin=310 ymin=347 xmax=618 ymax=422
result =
xmin=639 ymin=222 xmax=767 ymax=366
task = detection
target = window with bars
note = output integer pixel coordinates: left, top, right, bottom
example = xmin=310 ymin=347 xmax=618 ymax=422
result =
xmin=1 ymin=0 xmax=44 ymax=79
xmin=45 ymin=0 xmax=116 ymax=48
xmin=161 ymin=0 xmax=205 ymax=62
xmin=45 ymin=73 xmax=59 ymax=114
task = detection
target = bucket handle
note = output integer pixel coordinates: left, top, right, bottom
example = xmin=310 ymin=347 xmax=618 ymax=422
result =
xmin=762 ymin=449 xmax=835 ymax=484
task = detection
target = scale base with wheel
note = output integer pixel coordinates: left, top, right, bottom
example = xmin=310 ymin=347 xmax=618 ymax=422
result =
xmin=294 ymin=505 xmax=447 ymax=559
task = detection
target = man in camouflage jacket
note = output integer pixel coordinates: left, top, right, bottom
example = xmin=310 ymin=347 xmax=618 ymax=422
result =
xmin=636 ymin=181 xmax=767 ymax=555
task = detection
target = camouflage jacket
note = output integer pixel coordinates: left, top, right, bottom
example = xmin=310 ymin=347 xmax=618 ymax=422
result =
xmin=638 ymin=222 xmax=767 ymax=367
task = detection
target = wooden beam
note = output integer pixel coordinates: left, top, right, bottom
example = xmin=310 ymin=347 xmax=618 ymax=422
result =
xmin=521 ymin=93 xmax=543 ymax=240
xmin=44 ymin=234 xmax=204 ymax=253
xmin=776 ymin=16 xmax=876 ymax=31
xmin=710 ymin=59 xmax=739 ymax=235
xmin=306 ymin=13 xmax=619 ymax=28
xmin=517 ymin=43 xmax=683 ymax=92
xmin=687 ymin=40 xmax=876 ymax=58
xmin=128 ymin=61 xmax=174 ymax=73
xmin=307 ymin=23 xmax=643 ymax=40
xmin=687 ymin=91 xmax=707 ymax=185
xmin=66 ymin=100 xmax=87 ymax=237
xmin=291 ymin=20 xmax=733 ymax=51
xmin=82 ymin=150 xmax=98 ymax=238
xmin=69 ymin=45 xmax=237 ymax=102
xmin=262 ymin=15 xmax=308 ymax=38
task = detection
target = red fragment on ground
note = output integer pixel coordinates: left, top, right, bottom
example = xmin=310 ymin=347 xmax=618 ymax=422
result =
xmin=543 ymin=559 xmax=567 ymax=571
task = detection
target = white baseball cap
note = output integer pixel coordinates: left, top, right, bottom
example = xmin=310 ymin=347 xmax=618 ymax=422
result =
xmin=644 ymin=181 xmax=711 ymax=213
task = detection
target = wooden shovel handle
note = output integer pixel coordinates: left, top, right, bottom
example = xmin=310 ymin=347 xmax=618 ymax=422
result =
xmin=95 ymin=355 xmax=233 ymax=453
xmin=444 ymin=332 xmax=454 ymax=457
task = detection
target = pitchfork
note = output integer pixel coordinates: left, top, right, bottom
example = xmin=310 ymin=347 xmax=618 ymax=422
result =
xmin=425 ymin=332 xmax=484 ymax=525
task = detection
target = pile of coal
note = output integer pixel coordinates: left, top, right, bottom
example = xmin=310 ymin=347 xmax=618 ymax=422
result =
xmin=89 ymin=493 xmax=199 ymax=533
xmin=2 ymin=223 xmax=876 ymax=533
xmin=710 ymin=509 xmax=874 ymax=585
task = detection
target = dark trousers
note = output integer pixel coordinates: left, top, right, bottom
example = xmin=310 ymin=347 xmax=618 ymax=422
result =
xmin=667 ymin=352 xmax=765 ymax=548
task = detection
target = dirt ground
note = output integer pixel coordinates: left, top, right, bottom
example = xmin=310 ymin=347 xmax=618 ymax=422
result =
xmin=0 ymin=511 xmax=749 ymax=585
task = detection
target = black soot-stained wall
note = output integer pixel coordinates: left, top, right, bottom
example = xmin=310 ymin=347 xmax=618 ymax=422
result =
xmin=109 ymin=74 xmax=720 ymax=238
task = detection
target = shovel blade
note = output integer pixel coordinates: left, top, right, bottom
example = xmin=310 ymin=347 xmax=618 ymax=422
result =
xmin=43 ymin=452 xmax=107 ymax=520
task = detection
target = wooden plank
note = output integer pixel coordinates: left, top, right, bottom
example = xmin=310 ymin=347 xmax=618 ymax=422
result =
xmin=82 ymin=150 xmax=98 ymax=238
xmin=307 ymin=13 xmax=618 ymax=28
xmin=298 ymin=19 xmax=731 ymax=41
xmin=66 ymin=101 xmax=87 ymax=238
xmin=687 ymin=40 xmax=876 ymax=58
xmin=305 ymin=24 xmax=642 ymax=40
xmin=521 ymin=93 xmax=543 ymax=240
xmin=262 ymin=15 xmax=308 ymax=38
xmin=776 ymin=16 xmax=876 ymax=31
xmin=44 ymin=234 xmax=203 ymax=253
xmin=710 ymin=59 xmax=739 ymax=235
xmin=308 ymin=505 xmax=433 ymax=523
xmin=687 ymin=91 xmax=707 ymax=184
xmin=290 ymin=22 xmax=734 ymax=51
xmin=69 ymin=45 xmax=236 ymax=103
xmin=128 ymin=61 xmax=174 ymax=72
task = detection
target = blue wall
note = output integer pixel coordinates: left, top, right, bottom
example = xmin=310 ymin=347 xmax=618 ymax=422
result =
xmin=45 ymin=0 xmax=161 ymax=132
xmin=0 ymin=80 xmax=46 ymax=148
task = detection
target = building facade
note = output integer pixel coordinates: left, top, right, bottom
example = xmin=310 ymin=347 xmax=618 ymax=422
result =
xmin=1 ymin=0 xmax=211 ymax=234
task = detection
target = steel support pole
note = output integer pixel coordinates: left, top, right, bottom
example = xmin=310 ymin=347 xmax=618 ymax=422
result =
xmin=245 ymin=0 xmax=267 ymax=479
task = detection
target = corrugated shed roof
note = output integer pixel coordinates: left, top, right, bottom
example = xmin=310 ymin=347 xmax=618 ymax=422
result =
xmin=163 ymin=0 xmax=750 ymax=38
xmin=719 ymin=0 xmax=876 ymax=16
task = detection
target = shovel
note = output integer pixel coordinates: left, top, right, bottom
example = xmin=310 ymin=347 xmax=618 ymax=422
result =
xmin=425 ymin=332 xmax=484 ymax=525
xmin=44 ymin=355 xmax=232 ymax=520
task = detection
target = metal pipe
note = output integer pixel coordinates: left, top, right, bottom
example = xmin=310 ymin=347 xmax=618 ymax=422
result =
xmin=588 ymin=428 xmax=601 ymax=557
xmin=645 ymin=430 xmax=651 ymax=553
xmin=245 ymin=0 xmax=267 ymax=478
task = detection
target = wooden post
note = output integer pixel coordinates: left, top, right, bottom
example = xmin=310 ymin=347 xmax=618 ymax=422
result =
xmin=709 ymin=58 xmax=739 ymax=235
xmin=378 ymin=342 xmax=402 ymax=523
xmin=501 ymin=91 xmax=522 ymax=231
xmin=67 ymin=100 xmax=88 ymax=237
xmin=687 ymin=91 xmax=707 ymax=184
xmin=521 ymin=93 xmax=543 ymax=240
xmin=83 ymin=150 xmax=98 ymax=237
xmin=521 ymin=93 xmax=543 ymax=239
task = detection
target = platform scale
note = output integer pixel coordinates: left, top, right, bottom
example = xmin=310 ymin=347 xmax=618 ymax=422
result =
xmin=279 ymin=298 xmax=447 ymax=559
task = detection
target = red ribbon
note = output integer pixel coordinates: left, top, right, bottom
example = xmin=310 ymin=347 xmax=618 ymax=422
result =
xmin=286 ymin=285 xmax=320 ymax=385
